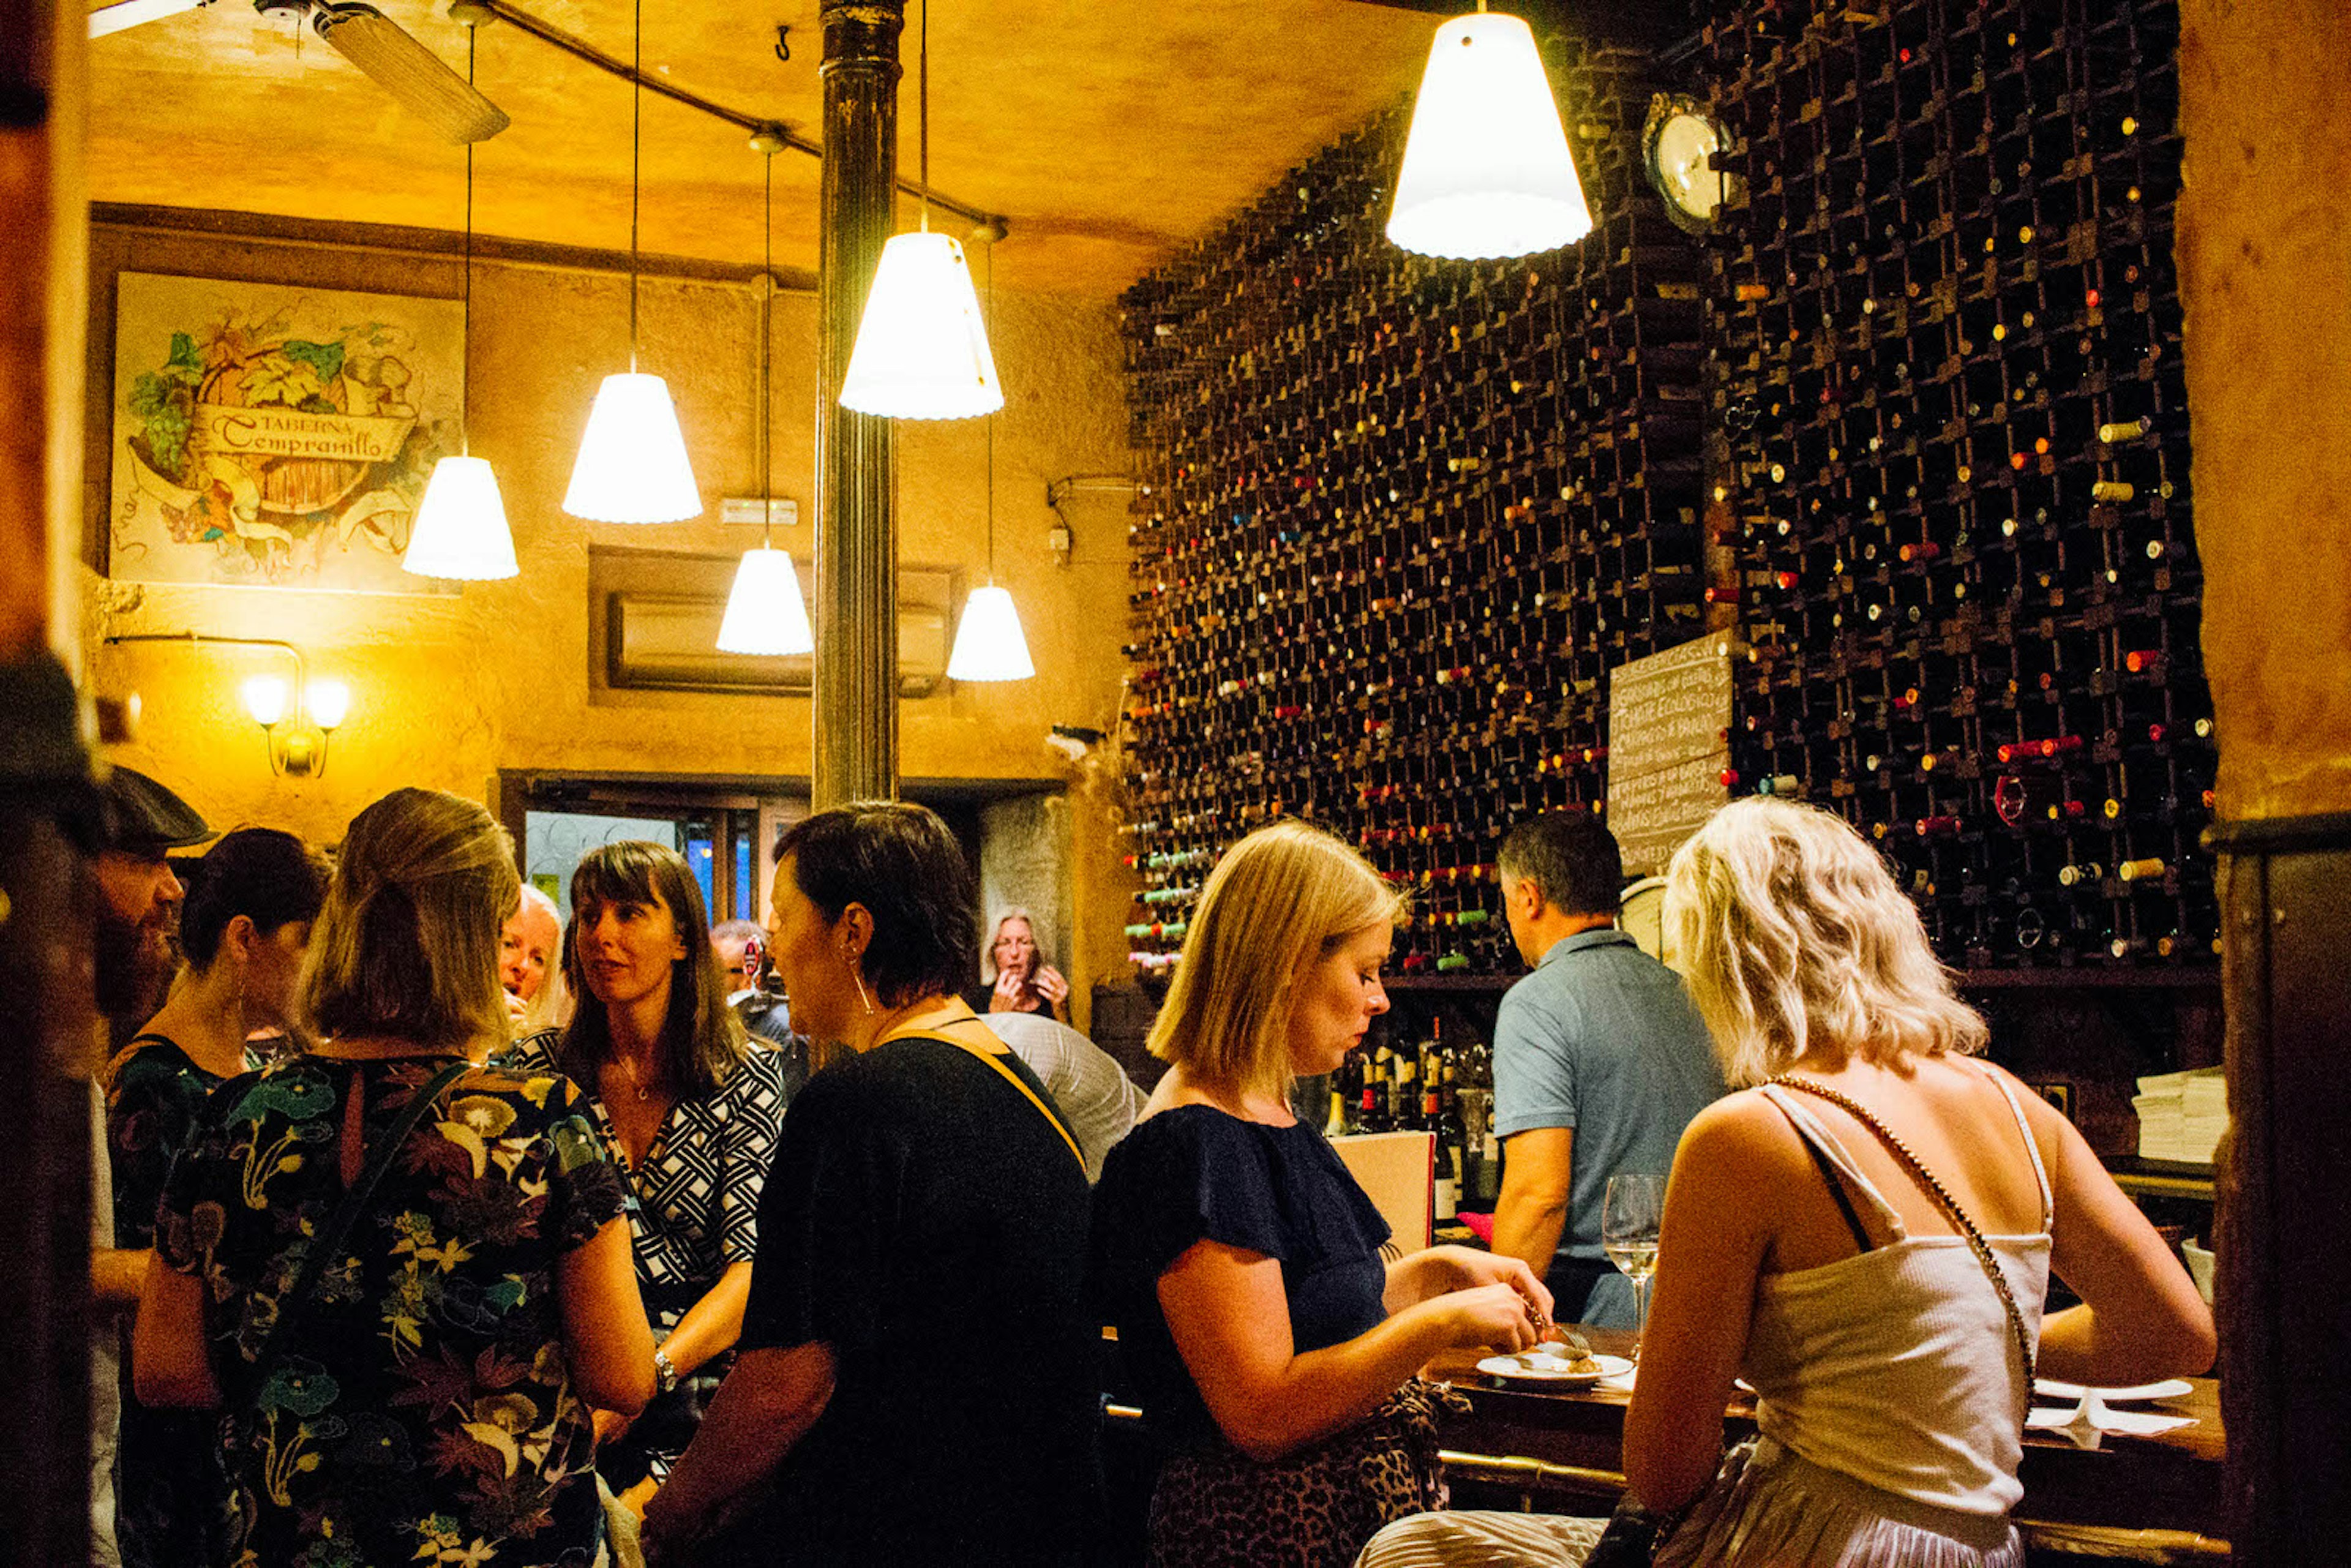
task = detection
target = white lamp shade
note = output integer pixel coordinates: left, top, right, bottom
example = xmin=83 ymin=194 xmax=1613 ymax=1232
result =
xmin=1387 ymin=12 xmax=1592 ymax=260
xmin=716 ymin=546 xmax=815 ymax=656
xmin=242 ymin=675 xmax=290 ymax=727
xmin=838 ymin=231 xmax=1005 ymax=420
xmin=563 ymin=372 xmax=703 ymax=523
xmin=403 ymin=455 xmax=519 ymax=579
xmin=306 ymin=678 xmax=352 ymax=731
xmin=947 ymin=584 xmax=1035 ymax=681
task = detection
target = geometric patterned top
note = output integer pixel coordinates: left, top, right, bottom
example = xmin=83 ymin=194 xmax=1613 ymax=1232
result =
xmin=505 ymin=1030 xmax=790 ymax=1326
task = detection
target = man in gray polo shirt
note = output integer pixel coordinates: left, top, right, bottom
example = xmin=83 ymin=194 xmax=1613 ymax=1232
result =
xmin=1488 ymin=812 xmax=1724 ymax=1328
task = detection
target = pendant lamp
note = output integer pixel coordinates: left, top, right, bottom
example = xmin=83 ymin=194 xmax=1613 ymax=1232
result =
xmin=563 ymin=0 xmax=700 ymax=523
xmin=406 ymin=17 xmax=519 ymax=580
xmin=718 ymin=138 xmax=814 ymax=656
xmin=838 ymin=0 xmax=1003 ymax=420
xmin=946 ymin=239 xmax=1033 ymax=682
xmin=1386 ymin=4 xmax=1592 ymax=260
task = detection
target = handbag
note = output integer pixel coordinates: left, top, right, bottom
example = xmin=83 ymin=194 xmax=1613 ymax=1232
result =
xmin=1147 ymin=1376 xmax=1471 ymax=1568
xmin=231 ymin=1058 xmax=474 ymax=1409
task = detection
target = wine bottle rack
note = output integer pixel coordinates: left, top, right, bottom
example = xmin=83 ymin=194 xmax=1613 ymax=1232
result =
xmin=1118 ymin=2 xmax=2213 ymax=981
xmin=1119 ymin=40 xmax=1711 ymax=979
xmin=1707 ymin=0 xmax=2213 ymax=971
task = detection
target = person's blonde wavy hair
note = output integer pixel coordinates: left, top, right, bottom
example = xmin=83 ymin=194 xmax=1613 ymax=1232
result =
xmin=1663 ymin=797 xmax=1985 ymax=1086
xmin=1147 ymin=820 xmax=1404 ymax=1102
xmin=299 ymin=788 xmax=519 ymax=1053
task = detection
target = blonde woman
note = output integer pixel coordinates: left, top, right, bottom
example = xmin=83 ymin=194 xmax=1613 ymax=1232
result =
xmin=1089 ymin=820 xmax=1553 ymax=1568
xmin=135 ymin=789 xmax=653 ymax=1568
xmin=1359 ymin=797 xmax=2214 ymax=1568
xmin=977 ymin=906 xmax=1073 ymax=1022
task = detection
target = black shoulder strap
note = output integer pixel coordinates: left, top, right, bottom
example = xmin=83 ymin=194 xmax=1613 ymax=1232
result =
xmin=233 ymin=1057 xmax=473 ymax=1407
xmin=1796 ymin=1128 xmax=1877 ymax=1255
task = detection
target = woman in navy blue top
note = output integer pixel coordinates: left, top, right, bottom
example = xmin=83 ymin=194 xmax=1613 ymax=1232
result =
xmin=1090 ymin=820 xmax=1555 ymax=1568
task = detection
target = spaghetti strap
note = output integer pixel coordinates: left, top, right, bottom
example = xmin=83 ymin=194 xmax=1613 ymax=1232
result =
xmin=1757 ymin=1084 xmax=1909 ymax=1240
xmin=1976 ymin=1062 xmax=2055 ymax=1231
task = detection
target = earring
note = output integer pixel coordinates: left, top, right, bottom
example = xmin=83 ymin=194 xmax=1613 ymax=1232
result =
xmin=846 ymin=948 xmax=873 ymax=1015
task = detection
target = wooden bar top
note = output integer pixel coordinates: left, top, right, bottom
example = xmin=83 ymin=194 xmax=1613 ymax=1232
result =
xmin=1430 ymin=1326 xmax=2226 ymax=1547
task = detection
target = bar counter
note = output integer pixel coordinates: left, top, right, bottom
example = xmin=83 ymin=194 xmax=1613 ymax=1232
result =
xmin=1428 ymin=1326 xmax=2227 ymax=1566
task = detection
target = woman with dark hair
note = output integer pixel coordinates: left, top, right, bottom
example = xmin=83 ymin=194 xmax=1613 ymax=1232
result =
xmin=133 ymin=787 xmax=653 ymax=1568
xmin=104 ymin=826 xmax=328 ymax=1568
xmin=504 ymin=840 xmax=789 ymax=1507
xmin=643 ymin=803 xmax=1097 ymax=1568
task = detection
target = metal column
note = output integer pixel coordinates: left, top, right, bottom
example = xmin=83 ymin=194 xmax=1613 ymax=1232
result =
xmin=811 ymin=0 xmax=902 ymax=808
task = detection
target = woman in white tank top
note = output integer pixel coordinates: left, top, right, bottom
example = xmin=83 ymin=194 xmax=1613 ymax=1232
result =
xmin=1356 ymin=799 xmax=2214 ymax=1568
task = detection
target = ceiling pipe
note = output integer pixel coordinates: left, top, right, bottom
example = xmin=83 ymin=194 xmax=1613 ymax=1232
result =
xmin=456 ymin=0 xmax=1007 ymax=238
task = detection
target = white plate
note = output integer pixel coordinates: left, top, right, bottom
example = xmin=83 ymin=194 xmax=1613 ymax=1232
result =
xmin=2032 ymin=1378 xmax=2194 ymax=1403
xmin=1478 ymin=1351 xmax=1635 ymax=1386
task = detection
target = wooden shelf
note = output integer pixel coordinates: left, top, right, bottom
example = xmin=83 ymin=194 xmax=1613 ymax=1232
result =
xmin=1957 ymin=967 xmax=2223 ymax=992
xmin=2110 ymin=1157 xmax=2217 ymax=1201
xmin=1387 ymin=967 xmax=2223 ymax=996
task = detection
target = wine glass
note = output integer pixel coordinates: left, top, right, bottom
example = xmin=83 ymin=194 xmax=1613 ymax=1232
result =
xmin=1602 ymin=1173 xmax=1665 ymax=1362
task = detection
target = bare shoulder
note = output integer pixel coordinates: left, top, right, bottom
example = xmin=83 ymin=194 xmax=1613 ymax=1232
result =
xmin=1676 ymin=1088 xmax=1810 ymax=1179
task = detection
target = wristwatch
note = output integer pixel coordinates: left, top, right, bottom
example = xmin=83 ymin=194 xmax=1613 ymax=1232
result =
xmin=653 ymin=1346 xmax=679 ymax=1397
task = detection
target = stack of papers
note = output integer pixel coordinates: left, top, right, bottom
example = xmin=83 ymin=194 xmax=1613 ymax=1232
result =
xmin=2133 ymin=1067 xmax=2225 ymax=1164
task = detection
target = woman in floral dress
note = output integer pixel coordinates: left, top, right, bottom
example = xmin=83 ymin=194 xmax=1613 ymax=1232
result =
xmin=106 ymin=826 xmax=326 ymax=1568
xmin=135 ymin=788 xmax=656 ymax=1568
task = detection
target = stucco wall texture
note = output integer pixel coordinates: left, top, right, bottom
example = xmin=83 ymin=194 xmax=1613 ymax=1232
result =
xmin=79 ymin=219 xmax=1141 ymax=992
xmin=2177 ymin=1 xmax=2351 ymax=823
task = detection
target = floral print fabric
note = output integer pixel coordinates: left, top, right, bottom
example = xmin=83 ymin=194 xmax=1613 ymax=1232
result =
xmin=105 ymin=1035 xmax=247 ymax=1568
xmin=157 ymin=1056 xmax=628 ymax=1568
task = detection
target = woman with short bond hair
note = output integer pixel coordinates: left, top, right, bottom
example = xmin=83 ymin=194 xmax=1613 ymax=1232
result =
xmin=1091 ymin=819 xmax=1555 ymax=1568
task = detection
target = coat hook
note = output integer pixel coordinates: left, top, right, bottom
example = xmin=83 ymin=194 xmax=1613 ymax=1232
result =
xmin=774 ymin=24 xmax=791 ymax=62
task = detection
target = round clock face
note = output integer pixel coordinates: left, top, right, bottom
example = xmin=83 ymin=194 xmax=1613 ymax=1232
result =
xmin=1654 ymin=113 xmax=1725 ymax=221
xmin=1643 ymin=94 xmax=1731 ymax=232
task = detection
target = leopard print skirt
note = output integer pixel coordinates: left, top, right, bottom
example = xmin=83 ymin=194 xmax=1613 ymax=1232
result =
xmin=1146 ymin=1379 xmax=1473 ymax=1568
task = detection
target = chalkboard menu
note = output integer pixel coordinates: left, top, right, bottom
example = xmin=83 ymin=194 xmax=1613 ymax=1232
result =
xmin=1608 ymin=635 xmax=1733 ymax=876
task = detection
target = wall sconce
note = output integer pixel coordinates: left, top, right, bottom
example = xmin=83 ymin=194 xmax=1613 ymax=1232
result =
xmin=240 ymin=672 xmax=350 ymax=776
xmin=108 ymin=631 xmax=352 ymax=779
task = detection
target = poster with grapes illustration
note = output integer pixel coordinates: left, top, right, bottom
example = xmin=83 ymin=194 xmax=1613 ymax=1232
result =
xmin=108 ymin=272 xmax=464 ymax=593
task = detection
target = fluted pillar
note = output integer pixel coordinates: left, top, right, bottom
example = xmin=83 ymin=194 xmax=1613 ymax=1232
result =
xmin=812 ymin=0 xmax=901 ymax=806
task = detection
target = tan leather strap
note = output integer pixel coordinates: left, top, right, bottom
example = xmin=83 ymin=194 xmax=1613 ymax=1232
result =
xmin=1768 ymin=1075 xmax=2038 ymax=1425
xmin=879 ymin=1026 xmax=1083 ymax=1171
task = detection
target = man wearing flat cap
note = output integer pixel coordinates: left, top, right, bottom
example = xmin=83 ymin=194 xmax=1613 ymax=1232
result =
xmin=86 ymin=767 xmax=212 ymax=1568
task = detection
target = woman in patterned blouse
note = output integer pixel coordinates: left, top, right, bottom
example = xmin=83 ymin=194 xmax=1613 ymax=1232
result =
xmin=105 ymin=827 xmax=327 ymax=1568
xmin=133 ymin=787 xmax=653 ymax=1568
xmin=507 ymin=841 xmax=789 ymax=1510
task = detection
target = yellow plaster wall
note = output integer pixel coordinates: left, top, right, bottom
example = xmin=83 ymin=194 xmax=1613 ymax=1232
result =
xmin=2177 ymin=1 xmax=2351 ymax=821
xmin=79 ymin=219 xmax=1140 ymax=1007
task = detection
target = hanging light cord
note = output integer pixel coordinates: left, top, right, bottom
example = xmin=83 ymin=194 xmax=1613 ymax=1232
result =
xmin=462 ymin=24 xmax=476 ymax=456
xmin=760 ymin=144 xmax=774 ymax=550
xmin=984 ymin=236 xmax=994 ymax=583
xmin=629 ymin=0 xmax=642 ymax=372
xmin=918 ymin=0 xmax=929 ymax=233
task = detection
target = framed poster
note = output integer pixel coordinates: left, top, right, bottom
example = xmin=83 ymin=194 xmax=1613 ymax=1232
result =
xmin=106 ymin=271 xmax=463 ymax=593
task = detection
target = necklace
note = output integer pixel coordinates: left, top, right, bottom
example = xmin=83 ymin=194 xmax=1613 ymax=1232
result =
xmin=606 ymin=1051 xmax=665 ymax=1103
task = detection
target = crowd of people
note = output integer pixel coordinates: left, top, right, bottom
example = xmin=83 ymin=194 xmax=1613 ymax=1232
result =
xmin=79 ymin=765 xmax=2214 ymax=1568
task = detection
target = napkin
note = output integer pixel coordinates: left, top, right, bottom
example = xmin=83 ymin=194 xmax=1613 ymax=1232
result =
xmin=2025 ymin=1384 xmax=2197 ymax=1450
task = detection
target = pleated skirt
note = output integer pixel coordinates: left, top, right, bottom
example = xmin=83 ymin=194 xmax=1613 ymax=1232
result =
xmin=1354 ymin=1438 xmax=2022 ymax=1568
xmin=1654 ymin=1437 xmax=2023 ymax=1568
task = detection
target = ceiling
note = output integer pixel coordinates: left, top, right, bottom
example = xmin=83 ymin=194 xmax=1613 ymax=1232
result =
xmin=84 ymin=0 xmax=1468 ymax=296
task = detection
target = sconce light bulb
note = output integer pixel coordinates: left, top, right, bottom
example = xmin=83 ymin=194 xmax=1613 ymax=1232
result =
xmin=307 ymin=678 xmax=351 ymax=732
xmin=243 ymin=675 xmax=291 ymax=728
